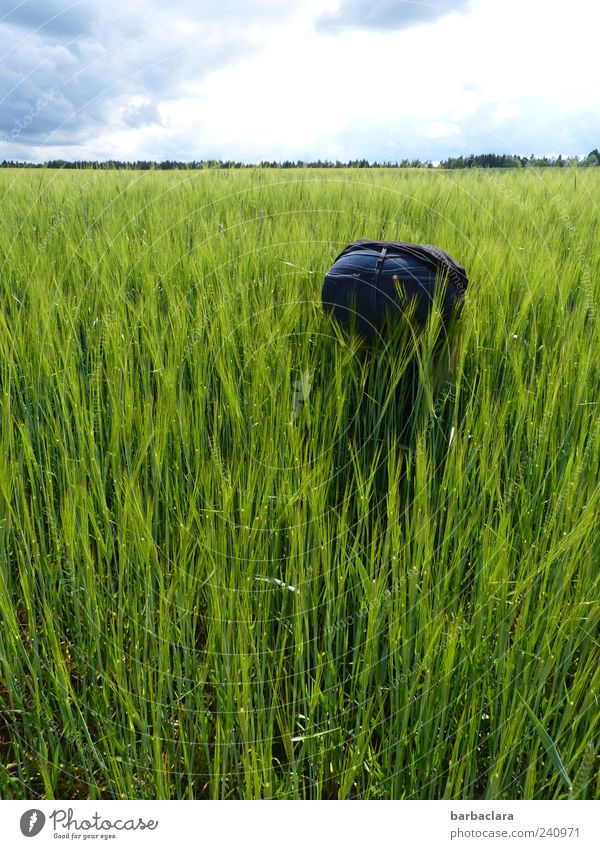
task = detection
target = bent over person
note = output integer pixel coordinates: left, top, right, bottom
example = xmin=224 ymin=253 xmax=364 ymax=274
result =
xmin=321 ymin=238 xmax=468 ymax=341
xmin=321 ymin=238 xmax=469 ymax=442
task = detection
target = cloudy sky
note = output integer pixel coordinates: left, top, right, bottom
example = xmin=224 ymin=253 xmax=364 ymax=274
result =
xmin=1 ymin=0 xmax=598 ymax=163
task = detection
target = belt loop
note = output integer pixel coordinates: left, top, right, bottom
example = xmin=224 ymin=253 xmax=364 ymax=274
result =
xmin=370 ymin=247 xmax=387 ymax=322
xmin=374 ymin=247 xmax=387 ymax=290
xmin=375 ymin=246 xmax=387 ymax=275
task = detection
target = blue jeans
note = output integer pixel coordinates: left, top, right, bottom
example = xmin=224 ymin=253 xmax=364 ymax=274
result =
xmin=321 ymin=247 xmax=448 ymax=340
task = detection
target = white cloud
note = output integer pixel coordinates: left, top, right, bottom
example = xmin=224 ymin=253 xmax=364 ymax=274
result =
xmin=492 ymin=103 xmax=522 ymax=122
xmin=1 ymin=0 xmax=599 ymax=161
xmin=425 ymin=122 xmax=461 ymax=140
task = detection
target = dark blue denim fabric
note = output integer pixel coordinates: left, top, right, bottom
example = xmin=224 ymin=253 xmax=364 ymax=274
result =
xmin=321 ymin=246 xmax=457 ymax=340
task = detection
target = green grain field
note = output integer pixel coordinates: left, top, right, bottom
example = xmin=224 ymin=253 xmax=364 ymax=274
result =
xmin=0 ymin=166 xmax=598 ymax=800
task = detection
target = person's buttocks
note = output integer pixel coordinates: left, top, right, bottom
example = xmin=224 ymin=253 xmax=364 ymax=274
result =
xmin=321 ymin=239 xmax=468 ymax=341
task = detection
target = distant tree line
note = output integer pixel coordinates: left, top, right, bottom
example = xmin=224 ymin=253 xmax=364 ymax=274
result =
xmin=0 ymin=157 xmax=435 ymax=169
xmin=439 ymin=150 xmax=600 ymax=168
xmin=1 ymin=150 xmax=599 ymax=170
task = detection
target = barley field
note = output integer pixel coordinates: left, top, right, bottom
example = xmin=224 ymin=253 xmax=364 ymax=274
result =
xmin=0 ymin=166 xmax=598 ymax=800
